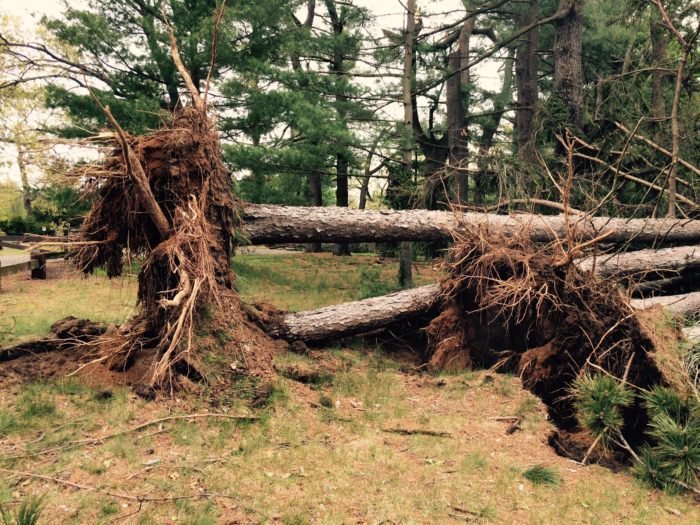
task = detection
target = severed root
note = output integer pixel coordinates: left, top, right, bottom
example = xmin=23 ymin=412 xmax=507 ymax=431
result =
xmin=159 ymin=268 xmax=192 ymax=309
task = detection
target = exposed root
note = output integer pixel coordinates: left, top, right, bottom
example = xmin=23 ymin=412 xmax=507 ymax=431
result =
xmin=426 ymin=225 xmax=666 ymax=443
xmin=62 ymin=105 xmax=278 ymax=388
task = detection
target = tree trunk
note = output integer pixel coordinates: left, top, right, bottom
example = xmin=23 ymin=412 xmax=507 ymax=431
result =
xmin=446 ymin=18 xmax=473 ymax=205
xmin=269 ymin=284 xmax=440 ymax=342
xmin=326 ymin=0 xmax=352 ymax=256
xmin=306 ymin=171 xmax=323 ymax=252
xmin=333 ymin=152 xmax=351 ymax=256
xmin=269 ymin=284 xmax=700 ymax=344
xmin=15 ymin=142 xmax=32 ymax=215
xmin=579 ymin=244 xmax=700 ymax=278
xmin=650 ymin=15 xmax=668 ymax=122
xmin=632 ymin=291 xmax=700 ymax=317
xmin=397 ymin=0 xmax=416 ymax=287
xmin=240 ymin=204 xmax=700 ymax=245
xmin=515 ymin=0 xmax=539 ymax=164
xmin=554 ymin=0 xmax=584 ymax=129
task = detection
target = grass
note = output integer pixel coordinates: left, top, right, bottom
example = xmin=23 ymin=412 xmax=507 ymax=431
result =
xmin=232 ymin=251 xmax=438 ymax=311
xmin=1 ymin=251 xmax=437 ymax=346
xmin=523 ymin=465 xmax=562 ymax=486
xmin=0 ymin=250 xmax=699 ymax=522
xmin=0 ymin=272 xmax=137 ymax=346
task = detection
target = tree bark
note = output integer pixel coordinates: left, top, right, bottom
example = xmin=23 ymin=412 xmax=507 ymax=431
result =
xmin=515 ymin=0 xmax=540 ymax=164
xmin=306 ymin=171 xmax=323 ymax=252
xmin=446 ymin=17 xmax=473 ymax=205
xmin=15 ymin=141 xmax=32 ymax=215
xmin=326 ymin=0 xmax=351 ymax=256
xmin=269 ymin=284 xmax=700 ymax=344
xmin=579 ymin=244 xmax=700 ymax=278
xmin=398 ymin=0 xmax=416 ymax=287
xmin=240 ymin=204 xmax=700 ymax=246
xmin=650 ymin=15 xmax=668 ymax=122
xmin=631 ymin=291 xmax=700 ymax=317
xmin=553 ymin=0 xmax=584 ymax=129
xmin=269 ymin=284 xmax=440 ymax=342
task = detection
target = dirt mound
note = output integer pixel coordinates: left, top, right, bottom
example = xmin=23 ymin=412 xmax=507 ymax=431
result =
xmin=0 ymin=297 xmax=283 ymax=392
xmin=426 ymin=226 xmax=668 ymax=441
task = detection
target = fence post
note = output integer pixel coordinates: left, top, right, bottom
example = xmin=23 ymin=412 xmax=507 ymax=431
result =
xmin=30 ymin=251 xmax=47 ymax=280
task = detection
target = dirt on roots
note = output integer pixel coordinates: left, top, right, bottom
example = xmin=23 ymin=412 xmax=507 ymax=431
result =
xmin=425 ymin=225 xmax=675 ymax=449
xmin=0 ymin=107 xmax=283 ymax=392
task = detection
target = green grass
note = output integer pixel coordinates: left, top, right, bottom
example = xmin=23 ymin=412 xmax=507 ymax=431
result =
xmin=523 ymin=465 xmax=562 ymax=486
xmin=232 ymin=252 xmax=437 ymax=311
xmin=2 ymin=250 xmax=700 ymax=523
xmin=2 ymin=251 xmax=437 ymax=346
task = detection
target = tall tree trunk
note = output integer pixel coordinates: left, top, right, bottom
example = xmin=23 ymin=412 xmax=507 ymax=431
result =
xmin=15 ymin=141 xmax=32 ymax=215
xmin=326 ymin=0 xmax=352 ymax=256
xmin=650 ymin=14 xmax=668 ymax=122
xmin=515 ymin=0 xmax=540 ymax=164
xmin=292 ymin=1 xmax=322 ymax=251
xmin=475 ymin=49 xmax=514 ymax=205
xmin=447 ymin=16 xmax=473 ymax=205
xmin=333 ymin=152 xmax=351 ymax=255
xmin=399 ymin=0 xmax=416 ymax=288
xmin=307 ymin=170 xmax=323 ymax=252
xmin=554 ymin=0 xmax=584 ymax=130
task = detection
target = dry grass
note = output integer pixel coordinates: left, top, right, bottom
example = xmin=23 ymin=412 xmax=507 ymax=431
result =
xmin=0 ymin=355 xmax=697 ymax=524
xmin=1 ymin=252 xmax=697 ymax=523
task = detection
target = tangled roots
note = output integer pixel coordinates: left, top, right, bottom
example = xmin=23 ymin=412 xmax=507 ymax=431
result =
xmin=427 ymin=226 xmax=665 ymax=431
xmin=67 ymin=108 xmax=275 ymax=387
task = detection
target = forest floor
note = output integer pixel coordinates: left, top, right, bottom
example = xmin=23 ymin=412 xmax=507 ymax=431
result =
xmin=0 ymin=251 xmax=698 ymax=524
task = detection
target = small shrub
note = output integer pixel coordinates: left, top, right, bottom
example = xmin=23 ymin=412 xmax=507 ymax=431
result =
xmin=522 ymin=465 xmax=561 ymax=486
xmin=357 ymin=266 xmax=399 ymax=300
xmin=1 ymin=495 xmax=44 ymax=525
xmin=636 ymin=387 xmax=700 ymax=492
xmin=573 ymin=374 xmax=632 ymax=447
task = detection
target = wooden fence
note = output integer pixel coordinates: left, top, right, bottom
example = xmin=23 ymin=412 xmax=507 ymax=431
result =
xmin=0 ymin=250 xmax=66 ymax=290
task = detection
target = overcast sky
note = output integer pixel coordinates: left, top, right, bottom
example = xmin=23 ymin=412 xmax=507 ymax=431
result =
xmin=0 ymin=1 xmax=503 ymax=187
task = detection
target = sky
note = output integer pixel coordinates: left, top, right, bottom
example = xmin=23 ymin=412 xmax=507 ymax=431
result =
xmin=0 ymin=0 xmax=504 ymax=188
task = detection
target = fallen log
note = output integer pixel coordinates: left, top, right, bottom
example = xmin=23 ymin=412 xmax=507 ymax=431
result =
xmin=268 ymin=284 xmax=440 ymax=342
xmin=241 ymin=205 xmax=700 ymax=245
xmin=270 ymin=285 xmax=700 ymax=343
xmin=579 ymin=244 xmax=700 ymax=278
xmin=631 ymin=291 xmax=700 ymax=317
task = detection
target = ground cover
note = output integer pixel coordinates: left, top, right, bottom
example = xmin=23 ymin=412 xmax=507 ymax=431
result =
xmin=0 ymin=252 xmax=696 ymax=523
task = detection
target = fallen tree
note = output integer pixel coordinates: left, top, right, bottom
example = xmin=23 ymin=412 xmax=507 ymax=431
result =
xmin=579 ymin=244 xmax=700 ymax=278
xmin=631 ymin=291 xmax=700 ymax=317
xmin=61 ymin=10 xmax=279 ymax=387
xmin=269 ymin=285 xmax=700 ymax=344
xmin=268 ymin=284 xmax=440 ymax=342
xmin=241 ymin=204 xmax=700 ymax=245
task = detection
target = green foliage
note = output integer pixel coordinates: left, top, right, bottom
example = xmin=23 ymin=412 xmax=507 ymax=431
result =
xmin=0 ymin=495 xmax=44 ymax=525
xmin=575 ymin=377 xmax=699 ymax=494
xmin=634 ymin=387 xmax=700 ymax=492
xmin=643 ymin=387 xmax=689 ymax=423
xmin=522 ymin=465 xmax=561 ymax=486
xmin=573 ymin=374 xmax=633 ymax=447
xmin=357 ymin=265 xmax=400 ymax=300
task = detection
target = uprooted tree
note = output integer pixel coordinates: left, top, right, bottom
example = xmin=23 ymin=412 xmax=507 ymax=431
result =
xmin=68 ymin=9 xmax=279 ymax=387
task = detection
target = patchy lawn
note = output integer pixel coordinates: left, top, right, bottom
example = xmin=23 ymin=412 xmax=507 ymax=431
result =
xmin=0 ymin=251 xmax=697 ymax=523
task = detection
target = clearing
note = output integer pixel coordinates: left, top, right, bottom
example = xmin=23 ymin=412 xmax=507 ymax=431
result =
xmin=0 ymin=252 xmax=697 ymax=524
